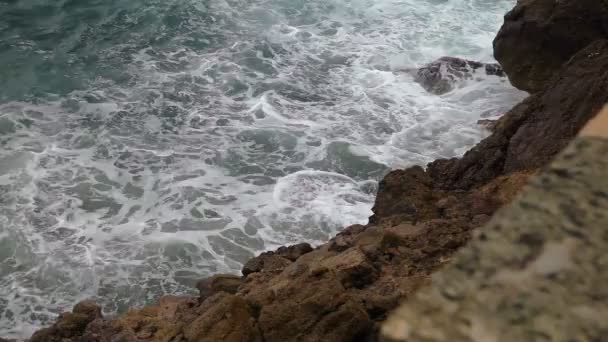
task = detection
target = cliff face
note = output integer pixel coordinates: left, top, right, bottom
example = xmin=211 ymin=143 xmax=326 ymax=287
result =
xmin=25 ymin=0 xmax=608 ymax=341
xmin=382 ymin=113 xmax=608 ymax=342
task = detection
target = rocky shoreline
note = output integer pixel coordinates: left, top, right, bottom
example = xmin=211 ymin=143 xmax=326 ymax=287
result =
xmin=21 ymin=0 xmax=608 ymax=341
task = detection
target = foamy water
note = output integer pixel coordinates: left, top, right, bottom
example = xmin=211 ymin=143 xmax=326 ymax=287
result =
xmin=0 ymin=0 xmax=524 ymax=337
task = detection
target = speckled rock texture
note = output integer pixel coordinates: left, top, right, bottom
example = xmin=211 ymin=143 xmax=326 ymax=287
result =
xmin=382 ymin=136 xmax=608 ymax=342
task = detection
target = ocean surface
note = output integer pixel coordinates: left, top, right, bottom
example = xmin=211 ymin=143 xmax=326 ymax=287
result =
xmin=0 ymin=0 xmax=524 ymax=337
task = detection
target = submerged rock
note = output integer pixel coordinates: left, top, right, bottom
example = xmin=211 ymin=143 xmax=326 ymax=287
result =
xmin=413 ymin=56 xmax=504 ymax=95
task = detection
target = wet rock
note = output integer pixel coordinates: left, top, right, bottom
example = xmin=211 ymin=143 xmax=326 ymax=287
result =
xmin=196 ymin=274 xmax=244 ymax=300
xmin=413 ymin=56 xmax=504 ymax=95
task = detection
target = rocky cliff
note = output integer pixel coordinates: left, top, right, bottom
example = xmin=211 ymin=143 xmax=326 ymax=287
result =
xmin=24 ymin=0 xmax=608 ymax=341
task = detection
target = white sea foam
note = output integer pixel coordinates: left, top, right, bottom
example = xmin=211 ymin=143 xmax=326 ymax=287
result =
xmin=0 ymin=0 xmax=525 ymax=337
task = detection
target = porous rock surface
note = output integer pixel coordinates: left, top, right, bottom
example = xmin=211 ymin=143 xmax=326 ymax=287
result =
xmin=382 ymin=124 xmax=608 ymax=342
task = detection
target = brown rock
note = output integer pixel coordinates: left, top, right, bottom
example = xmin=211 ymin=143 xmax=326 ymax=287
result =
xmin=241 ymin=243 xmax=312 ymax=276
xmin=196 ymin=274 xmax=243 ymax=300
xmin=494 ymin=0 xmax=608 ymax=93
xmin=29 ymin=300 xmax=102 ymax=342
xmin=242 ymin=253 xmax=292 ymax=276
xmin=275 ymin=242 xmax=313 ymax=261
xmin=256 ymin=273 xmax=373 ymax=341
xmin=183 ymin=293 xmax=262 ymax=342
xmin=329 ymin=224 xmax=367 ymax=252
xmin=370 ymin=166 xmax=437 ymax=225
xmin=321 ymin=247 xmax=378 ymax=289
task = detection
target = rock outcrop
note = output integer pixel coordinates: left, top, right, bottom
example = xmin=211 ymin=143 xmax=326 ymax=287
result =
xmin=428 ymin=40 xmax=608 ymax=190
xmin=382 ymin=111 xmax=608 ymax=342
xmin=494 ymin=0 xmax=608 ymax=93
xmin=23 ymin=0 xmax=608 ymax=341
xmin=412 ymin=56 xmax=504 ymax=95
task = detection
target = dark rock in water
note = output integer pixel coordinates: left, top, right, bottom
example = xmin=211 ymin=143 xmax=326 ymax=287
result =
xmin=413 ymin=56 xmax=504 ymax=95
xmin=428 ymin=40 xmax=608 ymax=190
xmin=494 ymin=0 xmax=608 ymax=93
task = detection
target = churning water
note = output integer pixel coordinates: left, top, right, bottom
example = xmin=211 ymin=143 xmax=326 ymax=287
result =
xmin=0 ymin=0 xmax=524 ymax=337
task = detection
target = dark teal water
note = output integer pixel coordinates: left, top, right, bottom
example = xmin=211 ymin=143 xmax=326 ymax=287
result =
xmin=0 ymin=0 xmax=523 ymax=337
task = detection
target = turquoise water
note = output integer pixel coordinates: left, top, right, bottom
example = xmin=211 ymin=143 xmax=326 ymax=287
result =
xmin=0 ymin=0 xmax=523 ymax=337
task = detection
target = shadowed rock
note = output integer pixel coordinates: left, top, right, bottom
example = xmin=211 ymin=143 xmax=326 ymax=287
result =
xmin=429 ymin=40 xmax=608 ymax=190
xmin=494 ymin=0 xmax=608 ymax=93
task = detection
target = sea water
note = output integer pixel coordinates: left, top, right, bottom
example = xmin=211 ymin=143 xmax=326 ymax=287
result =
xmin=0 ymin=0 xmax=524 ymax=337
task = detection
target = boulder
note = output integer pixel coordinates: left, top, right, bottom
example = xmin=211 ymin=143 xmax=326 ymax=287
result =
xmin=414 ymin=56 xmax=504 ymax=95
xmin=494 ymin=0 xmax=608 ymax=93
xmin=275 ymin=242 xmax=313 ymax=261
